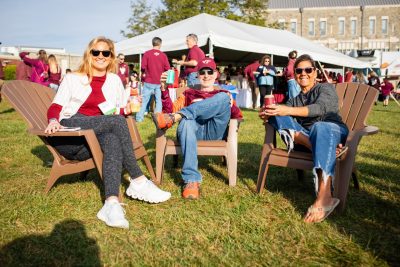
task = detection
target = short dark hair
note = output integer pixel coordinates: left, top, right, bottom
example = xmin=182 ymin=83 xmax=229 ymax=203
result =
xmin=152 ymin=37 xmax=162 ymax=46
xmin=294 ymin=54 xmax=316 ymax=69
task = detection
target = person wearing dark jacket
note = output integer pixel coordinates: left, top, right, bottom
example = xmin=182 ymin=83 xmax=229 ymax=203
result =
xmin=259 ymin=54 xmax=349 ymax=223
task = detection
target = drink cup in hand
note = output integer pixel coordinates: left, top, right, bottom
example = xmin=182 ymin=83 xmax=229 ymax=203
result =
xmin=264 ymin=95 xmax=275 ymax=109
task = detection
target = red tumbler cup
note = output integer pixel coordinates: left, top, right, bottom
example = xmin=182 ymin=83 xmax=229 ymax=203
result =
xmin=264 ymin=95 xmax=276 ymax=108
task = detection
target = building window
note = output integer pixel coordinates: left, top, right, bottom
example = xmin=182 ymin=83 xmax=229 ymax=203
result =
xmin=290 ymin=20 xmax=297 ymax=34
xmin=382 ymin=17 xmax=388 ymax=34
xmin=351 ymin=18 xmax=357 ymax=35
xmin=369 ymin=17 xmax=376 ymax=34
xmin=319 ymin=20 xmax=327 ymax=36
xmin=338 ymin=18 xmax=345 ymax=35
xmin=278 ymin=19 xmax=285 ymax=30
xmin=308 ymin=19 xmax=315 ymax=36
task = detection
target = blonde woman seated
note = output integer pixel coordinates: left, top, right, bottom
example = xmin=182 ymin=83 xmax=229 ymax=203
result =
xmin=45 ymin=37 xmax=171 ymax=229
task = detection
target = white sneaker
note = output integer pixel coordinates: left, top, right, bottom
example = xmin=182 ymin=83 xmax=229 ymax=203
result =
xmin=97 ymin=199 xmax=129 ymax=229
xmin=126 ymin=178 xmax=171 ymax=203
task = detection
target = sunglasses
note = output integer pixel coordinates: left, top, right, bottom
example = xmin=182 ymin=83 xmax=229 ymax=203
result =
xmin=198 ymin=69 xmax=214 ymax=75
xmin=90 ymin=50 xmax=111 ymax=57
xmin=295 ymin=67 xmax=315 ymax=74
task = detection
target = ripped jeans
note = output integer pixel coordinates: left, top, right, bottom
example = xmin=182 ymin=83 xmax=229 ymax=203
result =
xmin=268 ymin=116 xmax=349 ymax=194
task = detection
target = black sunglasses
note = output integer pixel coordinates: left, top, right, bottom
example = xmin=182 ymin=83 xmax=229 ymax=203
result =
xmin=295 ymin=67 xmax=314 ymax=75
xmin=90 ymin=50 xmax=111 ymax=57
xmin=198 ymin=69 xmax=214 ymax=75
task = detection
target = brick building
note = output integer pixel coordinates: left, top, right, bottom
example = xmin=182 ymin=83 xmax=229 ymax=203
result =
xmin=265 ymin=0 xmax=400 ymax=54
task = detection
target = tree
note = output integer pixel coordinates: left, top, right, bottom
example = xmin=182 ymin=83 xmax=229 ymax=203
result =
xmin=154 ymin=0 xmax=270 ymax=28
xmin=121 ymin=0 xmax=156 ymax=38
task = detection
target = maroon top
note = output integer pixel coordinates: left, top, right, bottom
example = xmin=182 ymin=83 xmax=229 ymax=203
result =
xmin=16 ymin=61 xmax=32 ymax=81
xmin=184 ymin=45 xmax=205 ymax=75
xmin=47 ymin=75 xmax=125 ymax=121
xmin=117 ymin=62 xmax=129 ymax=86
xmin=381 ymin=81 xmax=394 ymax=96
xmin=344 ymin=71 xmax=353 ymax=83
xmin=284 ymin=58 xmax=296 ymax=81
xmin=161 ymin=88 xmax=243 ymax=119
xmin=244 ymin=60 xmax=259 ymax=82
xmin=48 ymin=67 xmax=61 ymax=85
xmin=141 ymin=49 xmax=170 ymax=85
xmin=19 ymin=52 xmax=49 ymax=86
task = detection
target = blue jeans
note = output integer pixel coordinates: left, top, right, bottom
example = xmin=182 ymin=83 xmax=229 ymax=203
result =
xmin=268 ymin=116 xmax=349 ymax=193
xmin=177 ymin=93 xmax=231 ymax=183
xmin=186 ymin=72 xmax=199 ymax=88
xmin=287 ymin=79 xmax=300 ymax=99
xmin=136 ymin=82 xmax=161 ymax=122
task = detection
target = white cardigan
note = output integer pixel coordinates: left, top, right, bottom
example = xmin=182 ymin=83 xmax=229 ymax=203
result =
xmin=53 ymin=73 xmax=129 ymax=121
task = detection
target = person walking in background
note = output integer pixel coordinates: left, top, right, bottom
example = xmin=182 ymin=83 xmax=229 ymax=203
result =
xmin=16 ymin=57 xmax=32 ymax=81
xmin=136 ymin=37 xmax=170 ymax=122
xmin=117 ymin=53 xmax=129 ymax=87
xmin=47 ymin=54 xmax=62 ymax=91
xmin=44 ymin=36 xmax=171 ymax=229
xmin=174 ymin=33 xmax=205 ymax=88
xmin=244 ymin=59 xmax=260 ymax=109
xmin=344 ymin=68 xmax=353 ymax=83
xmin=256 ymin=55 xmax=277 ymax=108
xmin=19 ymin=49 xmax=50 ymax=86
xmin=336 ymin=72 xmax=343 ymax=83
xmin=284 ymin=50 xmax=300 ymax=99
xmin=368 ymin=71 xmax=381 ymax=105
xmin=380 ymin=77 xmax=394 ymax=107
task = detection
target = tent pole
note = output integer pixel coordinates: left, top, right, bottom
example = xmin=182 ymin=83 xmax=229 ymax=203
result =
xmin=271 ymin=54 xmax=274 ymax=65
xmin=139 ymin=53 xmax=142 ymax=93
xmin=317 ymin=61 xmax=329 ymax=82
xmin=208 ymin=38 xmax=213 ymax=58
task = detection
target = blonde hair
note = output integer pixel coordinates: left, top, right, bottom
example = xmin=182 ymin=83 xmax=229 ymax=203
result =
xmin=77 ymin=36 xmax=117 ymax=81
xmin=48 ymin=54 xmax=60 ymax=74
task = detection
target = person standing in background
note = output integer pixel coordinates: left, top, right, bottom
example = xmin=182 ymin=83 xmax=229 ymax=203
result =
xmin=117 ymin=53 xmax=129 ymax=87
xmin=344 ymin=68 xmax=353 ymax=83
xmin=256 ymin=55 xmax=277 ymax=108
xmin=244 ymin=59 xmax=260 ymax=109
xmin=19 ymin=50 xmax=49 ymax=86
xmin=47 ymin=54 xmax=62 ymax=91
xmin=136 ymin=37 xmax=170 ymax=122
xmin=284 ymin=50 xmax=300 ymax=99
xmin=174 ymin=33 xmax=205 ymax=88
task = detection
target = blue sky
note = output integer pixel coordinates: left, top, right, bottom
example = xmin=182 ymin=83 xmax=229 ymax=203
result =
xmin=0 ymin=0 xmax=162 ymax=54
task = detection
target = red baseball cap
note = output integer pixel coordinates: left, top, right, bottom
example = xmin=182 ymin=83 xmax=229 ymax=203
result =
xmin=197 ymin=58 xmax=216 ymax=71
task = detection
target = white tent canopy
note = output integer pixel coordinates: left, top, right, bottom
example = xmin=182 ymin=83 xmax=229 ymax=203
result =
xmin=116 ymin=13 xmax=369 ymax=68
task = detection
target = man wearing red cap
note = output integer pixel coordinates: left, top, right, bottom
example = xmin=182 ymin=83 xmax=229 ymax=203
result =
xmin=152 ymin=58 xmax=243 ymax=199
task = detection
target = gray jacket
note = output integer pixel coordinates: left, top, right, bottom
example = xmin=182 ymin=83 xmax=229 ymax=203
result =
xmin=286 ymin=83 xmax=347 ymax=130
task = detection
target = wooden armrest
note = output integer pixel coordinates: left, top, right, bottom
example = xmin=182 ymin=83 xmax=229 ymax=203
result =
xmin=29 ymin=128 xmax=95 ymax=137
xmin=359 ymin=125 xmax=379 ymax=136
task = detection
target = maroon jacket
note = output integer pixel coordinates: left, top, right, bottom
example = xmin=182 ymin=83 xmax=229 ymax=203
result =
xmin=244 ymin=60 xmax=259 ymax=82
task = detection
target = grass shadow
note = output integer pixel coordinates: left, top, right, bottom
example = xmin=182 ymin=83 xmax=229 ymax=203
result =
xmin=0 ymin=108 xmax=15 ymax=115
xmin=0 ymin=219 xmax=101 ymax=266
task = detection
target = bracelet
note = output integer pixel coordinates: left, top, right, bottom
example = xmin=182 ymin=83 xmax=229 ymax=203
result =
xmin=49 ymin=118 xmax=58 ymax=124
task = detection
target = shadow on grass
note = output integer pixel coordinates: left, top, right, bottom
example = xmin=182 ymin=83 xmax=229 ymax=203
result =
xmin=0 ymin=108 xmax=14 ymax=115
xmin=0 ymin=219 xmax=101 ymax=266
xmin=237 ymin=140 xmax=400 ymax=265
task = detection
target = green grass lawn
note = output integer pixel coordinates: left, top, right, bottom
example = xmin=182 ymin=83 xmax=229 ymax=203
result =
xmin=0 ymin=97 xmax=399 ymax=266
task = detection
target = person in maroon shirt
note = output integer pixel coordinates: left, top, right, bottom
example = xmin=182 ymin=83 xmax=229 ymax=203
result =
xmin=47 ymin=54 xmax=62 ymax=91
xmin=16 ymin=56 xmax=32 ymax=81
xmin=44 ymin=36 xmax=171 ymax=229
xmin=244 ymin=59 xmax=260 ymax=109
xmin=0 ymin=59 xmax=4 ymax=80
xmin=344 ymin=68 xmax=353 ymax=82
xmin=136 ymin=37 xmax=170 ymax=122
xmin=174 ymin=33 xmax=205 ymax=89
xmin=117 ymin=53 xmax=129 ymax=87
xmin=283 ymin=50 xmax=300 ymax=99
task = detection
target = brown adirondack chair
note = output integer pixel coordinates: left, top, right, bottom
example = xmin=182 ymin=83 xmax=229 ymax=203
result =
xmin=154 ymin=87 xmax=241 ymax=186
xmin=256 ymin=83 xmax=379 ymax=211
xmin=2 ymin=80 xmax=156 ymax=193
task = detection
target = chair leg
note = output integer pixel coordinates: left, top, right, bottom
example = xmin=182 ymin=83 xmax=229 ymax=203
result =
xmin=45 ymin=164 xmax=63 ymax=193
xmin=256 ymin=163 xmax=270 ymax=193
xmin=143 ymin=155 xmax=157 ymax=182
xmin=226 ymin=155 xmax=237 ymax=187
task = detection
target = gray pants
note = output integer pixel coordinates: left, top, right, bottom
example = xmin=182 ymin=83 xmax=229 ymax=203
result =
xmin=51 ymin=114 xmax=143 ymax=198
